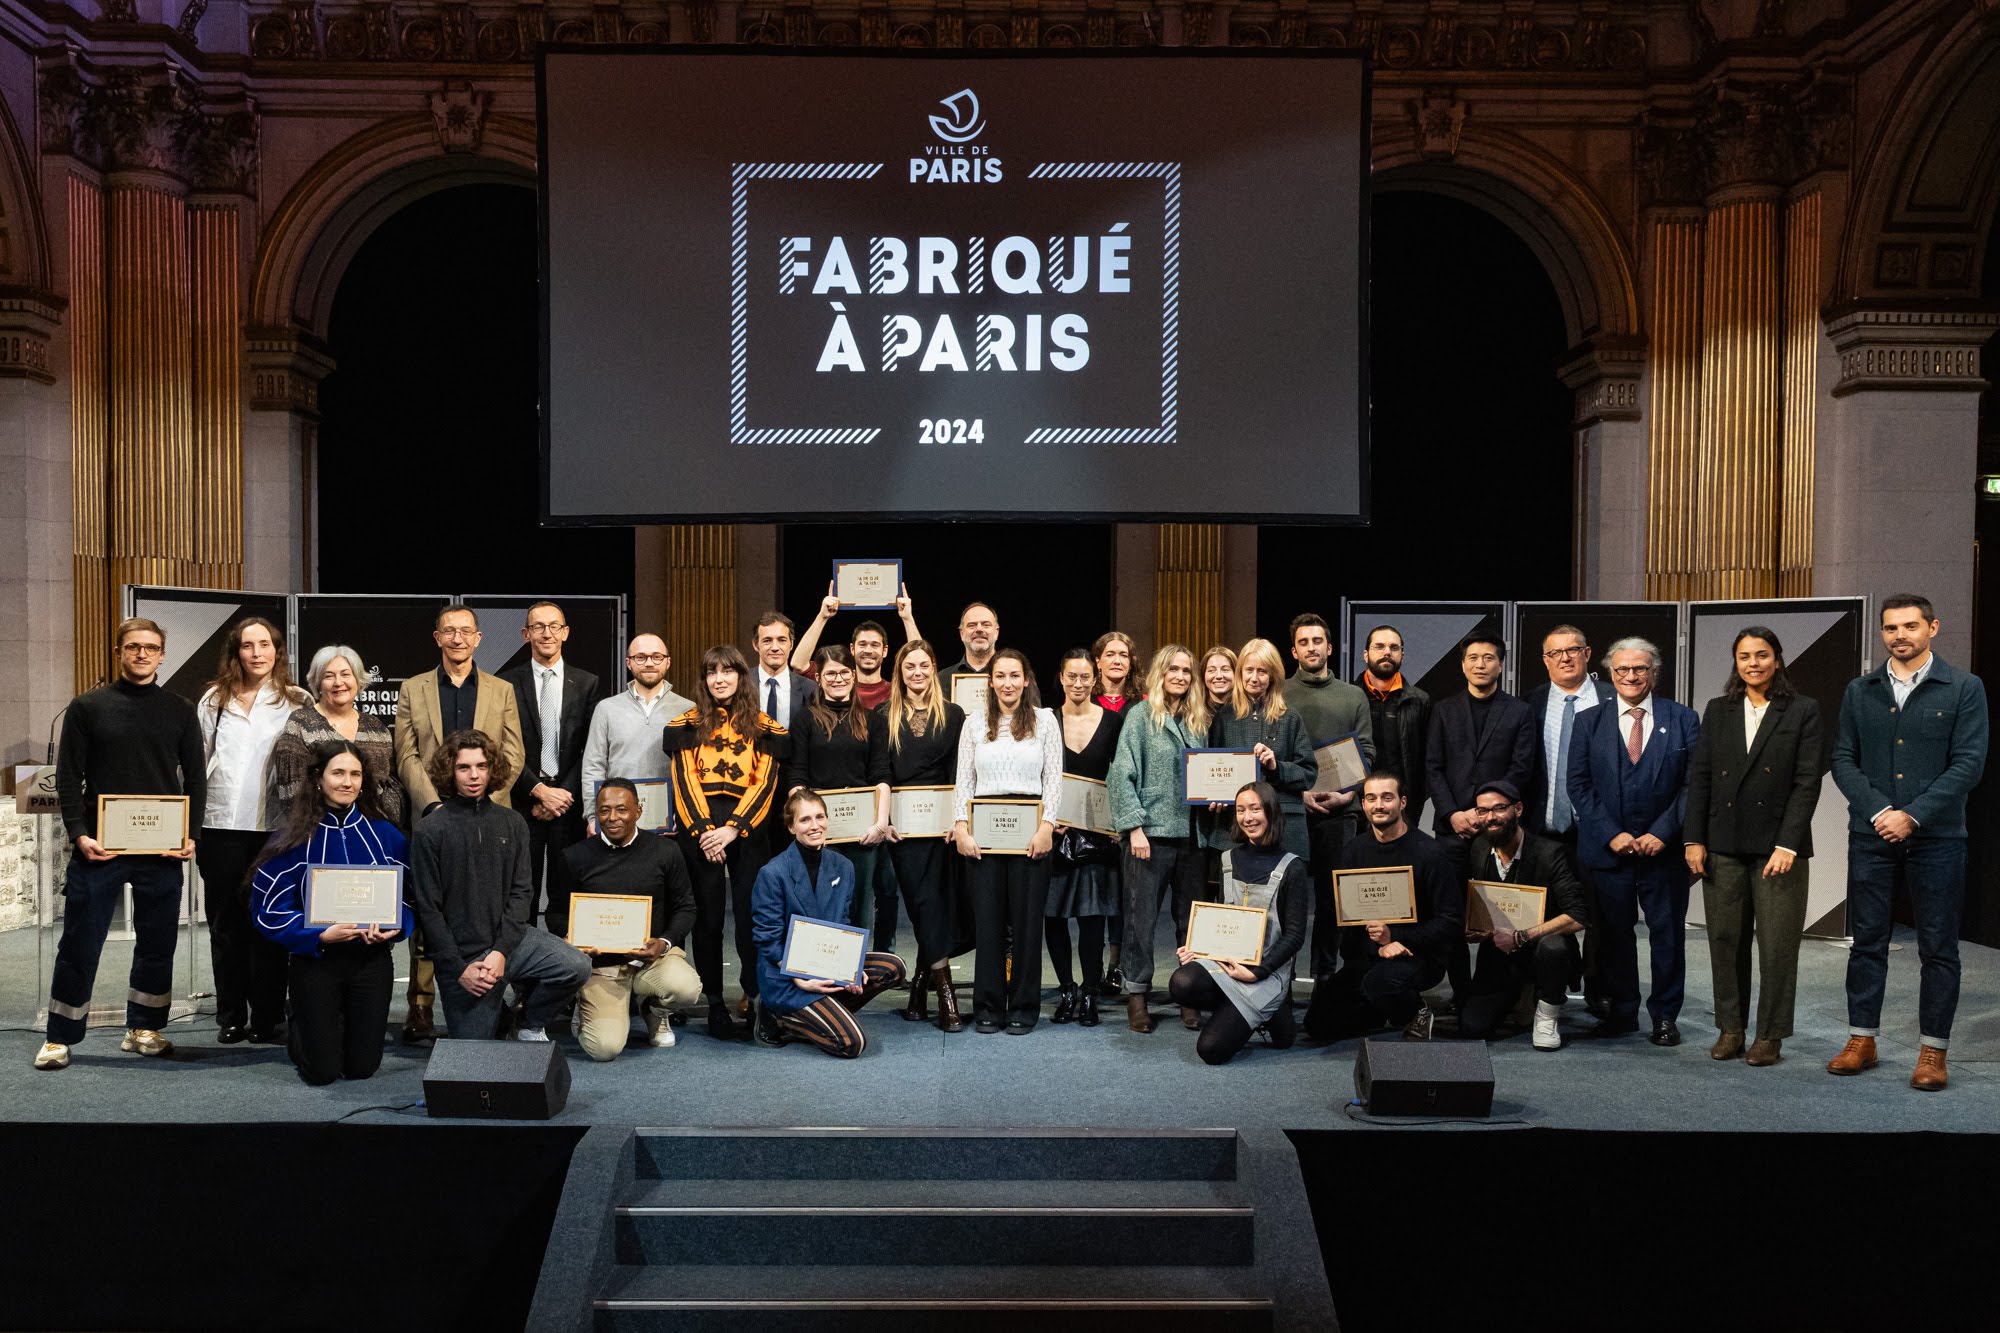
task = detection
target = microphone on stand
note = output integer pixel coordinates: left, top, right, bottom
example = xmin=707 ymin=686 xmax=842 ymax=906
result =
xmin=45 ymin=675 xmax=106 ymax=764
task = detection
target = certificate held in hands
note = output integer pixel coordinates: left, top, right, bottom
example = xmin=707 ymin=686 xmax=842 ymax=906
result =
xmin=96 ymin=794 xmax=189 ymax=854
xmin=782 ymin=915 xmax=868 ymax=984
xmin=818 ymin=786 xmax=876 ymax=844
xmin=833 ymin=558 xmax=902 ymax=610
xmin=1185 ymin=900 xmax=1268 ymax=966
xmin=890 ymin=785 xmax=954 ymax=838
xmin=1310 ymin=734 xmax=1370 ymax=794
xmin=1333 ymin=866 xmax=1419 ymax=925
xmin=1466 ymin=880 xmax=1547 ymax=935
xmin=1055 ymin=774 xmax=1114 ymax=835
xmin=567 ymin=893 xmax=653 ymax=952
xmin=1184 ymin=749 xmax=1257 ymax=805
xmin=951 ymin=673 xmax=989 ymax=716
xmin=307 ymin=865 xmax=404 ymax=927
xmin=970 ymin=798 xmax=1041 ymax=854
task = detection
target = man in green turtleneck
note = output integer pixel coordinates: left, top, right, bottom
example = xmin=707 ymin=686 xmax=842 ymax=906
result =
xmin=1286 ymin=613 xmax=1376 ymax=980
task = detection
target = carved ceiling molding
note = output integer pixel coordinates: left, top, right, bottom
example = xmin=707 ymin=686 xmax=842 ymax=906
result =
xmin=1635 ymin=72 xmax=1851 ymax=208
xmin=38 ymin=57 xmax=259 ymax=193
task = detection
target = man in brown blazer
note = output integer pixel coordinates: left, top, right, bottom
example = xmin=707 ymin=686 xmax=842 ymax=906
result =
xmin=393 ymin=602 xmax=526 ymax=1041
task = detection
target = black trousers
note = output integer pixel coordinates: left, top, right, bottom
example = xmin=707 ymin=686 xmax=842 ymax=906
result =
xmin=287 ymin=942 xmax=392 ymax=1085
xmin=970 ymin=854 xmax=1051 ymax=1025
xmin=1303 ymin=948 xmax=1444 ymax=1037
xmin=526 ymin=807 xmax=586 ymax=938
xmin=1306 ymin=812 xmax=1353 ymax=978
xmin=197 ymin=828 xmax=288 ymax=1032
xmin=889 ymin=838 xmax=959 ymax=973
xmin=1168 ymin=964 xmax=1297 ymax=1065
xmin=679 ymin=826 xmax=769 ymax=1001
xmin=1458 ymin=934 xmax=1581 ymax=1039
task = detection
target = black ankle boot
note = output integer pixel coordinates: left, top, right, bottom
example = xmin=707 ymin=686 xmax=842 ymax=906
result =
xmin=900 ymin=967 xmax=931 ymax=1022
xmin=1051 ymin=985 xmax=1078 ymax=1024
xmin=1077 ymin=985 xmax=1101 ymax=1027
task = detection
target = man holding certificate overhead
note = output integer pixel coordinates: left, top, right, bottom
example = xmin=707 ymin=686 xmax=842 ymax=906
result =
xmin=752 ymin=790 xmax=907 ymax=1057
xmin=563 ymin=780 xmax=702 ymax=1060
xmin=1455 ymin=781 xmax=1586 ymax=1051
xmin=1167 ymin=782 xmax=1307 ymax=1065
xmin=36 ymin=616 xmax=205 ymax=1072
xmin=1302 ymin=771 xmax=1461 ymax=1043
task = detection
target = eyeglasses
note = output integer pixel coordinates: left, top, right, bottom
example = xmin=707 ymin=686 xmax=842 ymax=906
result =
xmin=121 ymin=644 xmax=164 ymax=657
xmin=1542 ymin=647 xmax=1588 ymax=661
xmin=526 ymin=621 xmax=566 ymax=634
xmin=1610 ymin=665 xmax=1654 ymax=677
xmin=627 ymin=653 xmax=668 ymax=665
xmin=435 ymin=628 xmax=478 ymax=642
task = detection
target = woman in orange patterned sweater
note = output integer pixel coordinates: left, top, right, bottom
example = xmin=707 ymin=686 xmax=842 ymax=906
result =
xmin=666 ymin=643 xmax=788 ymax=1040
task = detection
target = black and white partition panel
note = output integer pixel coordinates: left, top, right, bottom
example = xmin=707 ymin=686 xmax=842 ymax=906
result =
xmin=1682 ymin=596 xmax=1869 ymax=938
xmin=1340 ymin=601 xmax=1510 ymax=695
xmin=460 ymin=594 xmax=627 ymax=701
xmin=124 ymin=586 xmax=292 ymax=704
xmin=293 ymin=594 xmax=459 ymax=716
xmin=1511 ymin=602 xmax=1686 ymax=703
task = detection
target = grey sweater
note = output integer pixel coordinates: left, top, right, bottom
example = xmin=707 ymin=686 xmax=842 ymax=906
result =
xmin=1107 ymin=703 xmax=1204 ymax=838
xmin=580 ymin=684 xmax=696 ymax=802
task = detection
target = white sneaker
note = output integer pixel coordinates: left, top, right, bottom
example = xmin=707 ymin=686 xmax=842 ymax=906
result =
xmin=120 ymin=1028 xmax=173 ymax=1057
xmin=516 ymin=1027 xmax=550 ymax=1043
xmin=644 ymin=1002 xmax=677 ymax=1048
xmin=1532 ymin=1000 xmax=1563 ymax=1051
xmin=34 ymin=1041 xmax=70 ymax=1070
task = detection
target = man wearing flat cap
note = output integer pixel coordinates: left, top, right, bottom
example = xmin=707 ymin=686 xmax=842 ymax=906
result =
xmin=1456 ymin=779 xmax=1588 ymax=1051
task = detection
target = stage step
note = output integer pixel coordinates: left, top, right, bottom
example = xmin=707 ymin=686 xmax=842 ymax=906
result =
xmin=591 ymin=1263 xmax=1274 ymax=1331
xmin=612 ymin=1177 xmax=1255 ymax=1266
xmin=630 ymin=1125 xmax=1238 ymax=1181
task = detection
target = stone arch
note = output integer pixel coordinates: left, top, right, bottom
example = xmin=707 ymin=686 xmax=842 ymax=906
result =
xmin=1837 ymin=12 xmax=2000 ymax=301
xmin=250 ymin=115 xmax=536 ymax=340
xmin=1373 ymin=126 xmax=1640 ymax=349
xmin=0 ymin=74 xmax=49 ymax=287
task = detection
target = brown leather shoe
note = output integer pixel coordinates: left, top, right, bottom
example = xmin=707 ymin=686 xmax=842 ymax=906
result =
xmin=1745 ymin=1038 xmax=1781 ymax=1067
xmin=1709 ymin=1031 xmax=1744 ymax=1061
xmin=1126 ymin=994 xmax=1154 ymax=1034
xmin=1826 ymin=1035 xmax=1877 ymax=1075
xmin=399 ymin=1005 xmax=435 ymax=1045
xmin=1911 ymin=1046 xmax=1948 ymax=1091
xmin=1180 ymin=1006 xmax=1202 ymax=1031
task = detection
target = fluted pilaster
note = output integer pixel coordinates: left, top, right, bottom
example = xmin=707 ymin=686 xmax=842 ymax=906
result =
xmin=1778 ymin=188 xmax=1821 ymax=597
xmin=1156 ymin=522 xmax=1224 ymax=656
xmin=666 ymin=524 xmax=736 ymax=699
xmin=190 ymin=200 xmax=246 ymax=589
xmin=1643 ymin=213 xmax=1702 ymax=602
xmin=68 ymin=176 xmax=110 ymax=686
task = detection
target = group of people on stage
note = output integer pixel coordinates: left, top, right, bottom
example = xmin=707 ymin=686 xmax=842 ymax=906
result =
xmin=33 ymin=590 xmax=1987 ymax=1094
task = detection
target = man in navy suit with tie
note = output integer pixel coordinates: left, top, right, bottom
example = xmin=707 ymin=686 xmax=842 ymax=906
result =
xmin=1566 ymin=637 xmax=1700 ymax=1045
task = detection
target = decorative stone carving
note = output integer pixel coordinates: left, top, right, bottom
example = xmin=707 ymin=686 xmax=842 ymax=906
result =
xmin=186 ymin=109 xmax=259 ymax=194
xmin=0 ymin=287 xmax=63 ymax=386
xmin=176 ymin=0 xmax=210 ymax=41
xmin=101 ymin=0 xmax=138 ymax=21
xmin=1412 ymin=93 xmax=1466 ymax=160
xmin=99 ymin=67 xmax=202 ymax=176
xmin=247 ymin=326 xmax=336 ymax=416
xmin=428 ymin=80 xmax=490 ymax=154
xmin=1825 ymin=306 xmax=2000 ymax=397
xmin=1560 ymin=336 xmax=1645 ymax=425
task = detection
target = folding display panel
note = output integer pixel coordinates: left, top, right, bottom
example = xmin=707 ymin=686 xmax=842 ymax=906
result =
xmin=1341 ymin=601 xmax=1510 ymax=699
xmin=1512 ymin=602 xmax=1684 ymax=701
xmin=124 ymin=586 xmax=292 ymax=704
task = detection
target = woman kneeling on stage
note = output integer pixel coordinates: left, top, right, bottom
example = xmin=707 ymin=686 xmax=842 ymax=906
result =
xmin=1168 ymin=782 xmax=1306 ymax=1065
xmin=251 ymin=739 xmax=412 ymax=1086
xmin=752 ymin=789 xmax=907 ymax=1057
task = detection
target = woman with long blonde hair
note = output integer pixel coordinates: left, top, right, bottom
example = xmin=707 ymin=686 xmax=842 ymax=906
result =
xmin=881 ymin=639 xmax=971 ymax=1031
xmin=1208 ymin=637 xmax=1317 ymax=859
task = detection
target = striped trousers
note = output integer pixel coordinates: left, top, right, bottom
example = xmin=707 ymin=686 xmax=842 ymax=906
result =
xmin=775 ymin=952 xmax=907 ymax=1058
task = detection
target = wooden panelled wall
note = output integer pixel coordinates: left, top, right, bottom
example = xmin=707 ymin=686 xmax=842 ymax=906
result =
xmin=1156 ymin=522 xmax=1226 ymax=656
xmin=664 ymin=524 xmax=736 ymax=699
xmin=1645 ymin=186 xmax=1822 ymax=601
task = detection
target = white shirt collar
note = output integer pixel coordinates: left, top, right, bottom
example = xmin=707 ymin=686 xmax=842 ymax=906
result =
xmin=1622 ymin=694 xmax=1653 ymax=714
xmin=601 ymin=824 xmax=641 ymax=849
xmin=1887 ymin=652 xmax=1933 ymax=687
xmin=534 ymin=656 xmax=563 ymax=677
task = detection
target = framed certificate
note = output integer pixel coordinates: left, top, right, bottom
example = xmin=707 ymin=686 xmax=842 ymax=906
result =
xmin=1185 ymin=900 xmax=1268 ymax=966
xmin=306 ymin=865 xmax=405 ymax=927
xmin=1184 ymin=749 xmax=1257 ymax=805
xmin=950 ymin=672 xmax=989 ymax=716
xmin=1465 ymin=880 xmax=1548 ymax=935
xmin=970 ymin=798 xmax=1042 ymax=854
xmin=1333 ymin=866 xmax=1419 ymax=926
xmin=818 ymin=786 xmax=877 ymax=844
xmin=1055 ymin=774 xmax=1115 ymax=835
xmin=832 ymin=558 xmax=902 ymax=610
xmin=1310 ymin=734 xmax=1371 ymax=794
xmin=567 ymin=892 xmax=654 ymax=952
xmin=589 ymin=780 xmax=675 ymax=833
xmin=890 ymin=785 xmax=954 ymax=838
xmin=95 ymin=794 xmax=189 ymax=854
xmin=782 ymin=914 xmax=868 ymax=984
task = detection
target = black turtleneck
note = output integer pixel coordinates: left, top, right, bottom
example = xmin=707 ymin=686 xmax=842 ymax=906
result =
xmin=57 ymin=676 xmax=207 ymax=841
xmin=786 ymin=695 xmax=889 ymax=793
xmin=798 ymin=841 xmax=823 ymax=885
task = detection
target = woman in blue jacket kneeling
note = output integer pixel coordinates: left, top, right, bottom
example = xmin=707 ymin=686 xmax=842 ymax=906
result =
xmin=753 ymin=788 xmax=907 ymax=1057
xmin=252 ymin=739 xmax=412 ymax=1085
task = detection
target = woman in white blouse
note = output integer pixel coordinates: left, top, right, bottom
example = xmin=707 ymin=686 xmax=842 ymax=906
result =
xmin=196 ymin=616 xmax=312 ymax=1044
xmin=951 ymin=648 xmax=1064 ymax=1034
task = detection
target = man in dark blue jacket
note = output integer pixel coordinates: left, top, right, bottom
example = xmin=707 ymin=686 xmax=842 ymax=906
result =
xmin=1566 ymin=637 xmax=1700 ymax=1046
xmin=1826 ymin=595 xmax=1989 ymax=1092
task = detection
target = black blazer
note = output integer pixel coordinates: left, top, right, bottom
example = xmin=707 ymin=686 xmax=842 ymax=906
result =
xmin=501 ymin=661 xmax=602 ymax=808
xmin=754 ymin=670 xmax=818 ymax=734
xmin=1468 ymin=827 xmax=1588 ymax=925
xmin=1522 ymin=678 xmax=1616 ymax=834
xmin=1684 ymin=693 xmax=1824 ymax=858
xmin=1424 ymin=689 xmax=1537 ymax=833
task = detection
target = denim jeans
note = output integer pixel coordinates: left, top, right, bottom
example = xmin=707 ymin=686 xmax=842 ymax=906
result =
xmin=1845 ymin=832 xmax=1966 ymax=1045
xmin=437 ymin=926 xmax=592 ymax=1039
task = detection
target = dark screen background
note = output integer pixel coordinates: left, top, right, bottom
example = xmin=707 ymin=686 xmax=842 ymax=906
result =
xmin=541 ymin=48 xmax=1367 ymax=522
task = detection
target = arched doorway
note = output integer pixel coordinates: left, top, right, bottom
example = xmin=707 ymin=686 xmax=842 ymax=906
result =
xmin=316 ymin=183 xmax=634 ymax=599
xmin=1256 ymin=190 xmax=1573 ymax=628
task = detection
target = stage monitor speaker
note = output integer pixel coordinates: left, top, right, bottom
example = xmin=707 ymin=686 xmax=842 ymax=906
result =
xmin=1354 ymin=1038 xmax=1494 ymax=1117
xmin=422 ymin=1039 xmax=571 ymax=1120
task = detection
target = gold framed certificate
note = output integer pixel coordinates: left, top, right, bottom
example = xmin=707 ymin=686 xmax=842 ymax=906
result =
xmin=1333 ymin=866 xmax=1419 ymax=925
xmin=306 ymin=865 xmax=405 ymax=927
xmin=832 ymin=558 xmax=902 ymax=610
xmin=950 ymin=672 xmax=989 ymax=716
xmin=566 ymin=892 xmax=653 ymax=952
xmin=970 ymin=798 xmax=1042 ymax=854
xmin=782 ymin=914 xmax=868 ymax=983
xmin=95 ymin=794 xmax=189 ymax=854
xmin=1184 ymin=749 xmax=1257 ymax=805
xmin=1055 ymin=774 xmax=1115 ymax=835
xmin=1465 ymin=880 xmax=1547 ymax=935
xmin=1310 ymin=734 xmax=1370 ymax=794
xmin=1185 ymin=900 xmax=1268 ymax=967
xmin=818 ymin=786 xmax=877 ymax=844
xmin=890 ymin=785 xmax=955 ymax=838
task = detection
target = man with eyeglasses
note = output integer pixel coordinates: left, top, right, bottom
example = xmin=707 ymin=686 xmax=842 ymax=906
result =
xmin=1564 ymin=637 xmax=1699 ymax=1045
xmin=393 ymin=603 xmax=525 ymax=1042
xmin=501 ymin=601 xmax=603 ymax=940
xmin=1524 ymin=625 xmax=1615 ymax=1014
xmin=36 ymin=617 xmax=205 ymax=1071
xmin=580 ymin=633 xmax=696 ymax=836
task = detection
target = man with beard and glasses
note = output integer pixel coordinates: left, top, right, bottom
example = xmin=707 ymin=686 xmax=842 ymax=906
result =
xmin=1455 ymin=781 xmax=1587 ymax=1051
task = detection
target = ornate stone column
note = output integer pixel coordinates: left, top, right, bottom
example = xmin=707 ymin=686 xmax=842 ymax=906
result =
xmin=1562 ymin=335 xmax=1646 ymax=599
xmin=664 ymin=524 xmax=738 ymax=700
xmin=0 ymin=289 xmax=68 ymax=763
xmin=244 ymin=326 xmax=332 ymax=592
xmin=187 ymin=106 xmax=258 ymax=590
xmin=1640 ymin=206 xmax=1703 ymax=602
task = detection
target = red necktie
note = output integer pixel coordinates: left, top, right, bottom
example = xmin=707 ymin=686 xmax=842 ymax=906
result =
xmin=1626 ymin=707 xmax=1645 ymax=765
